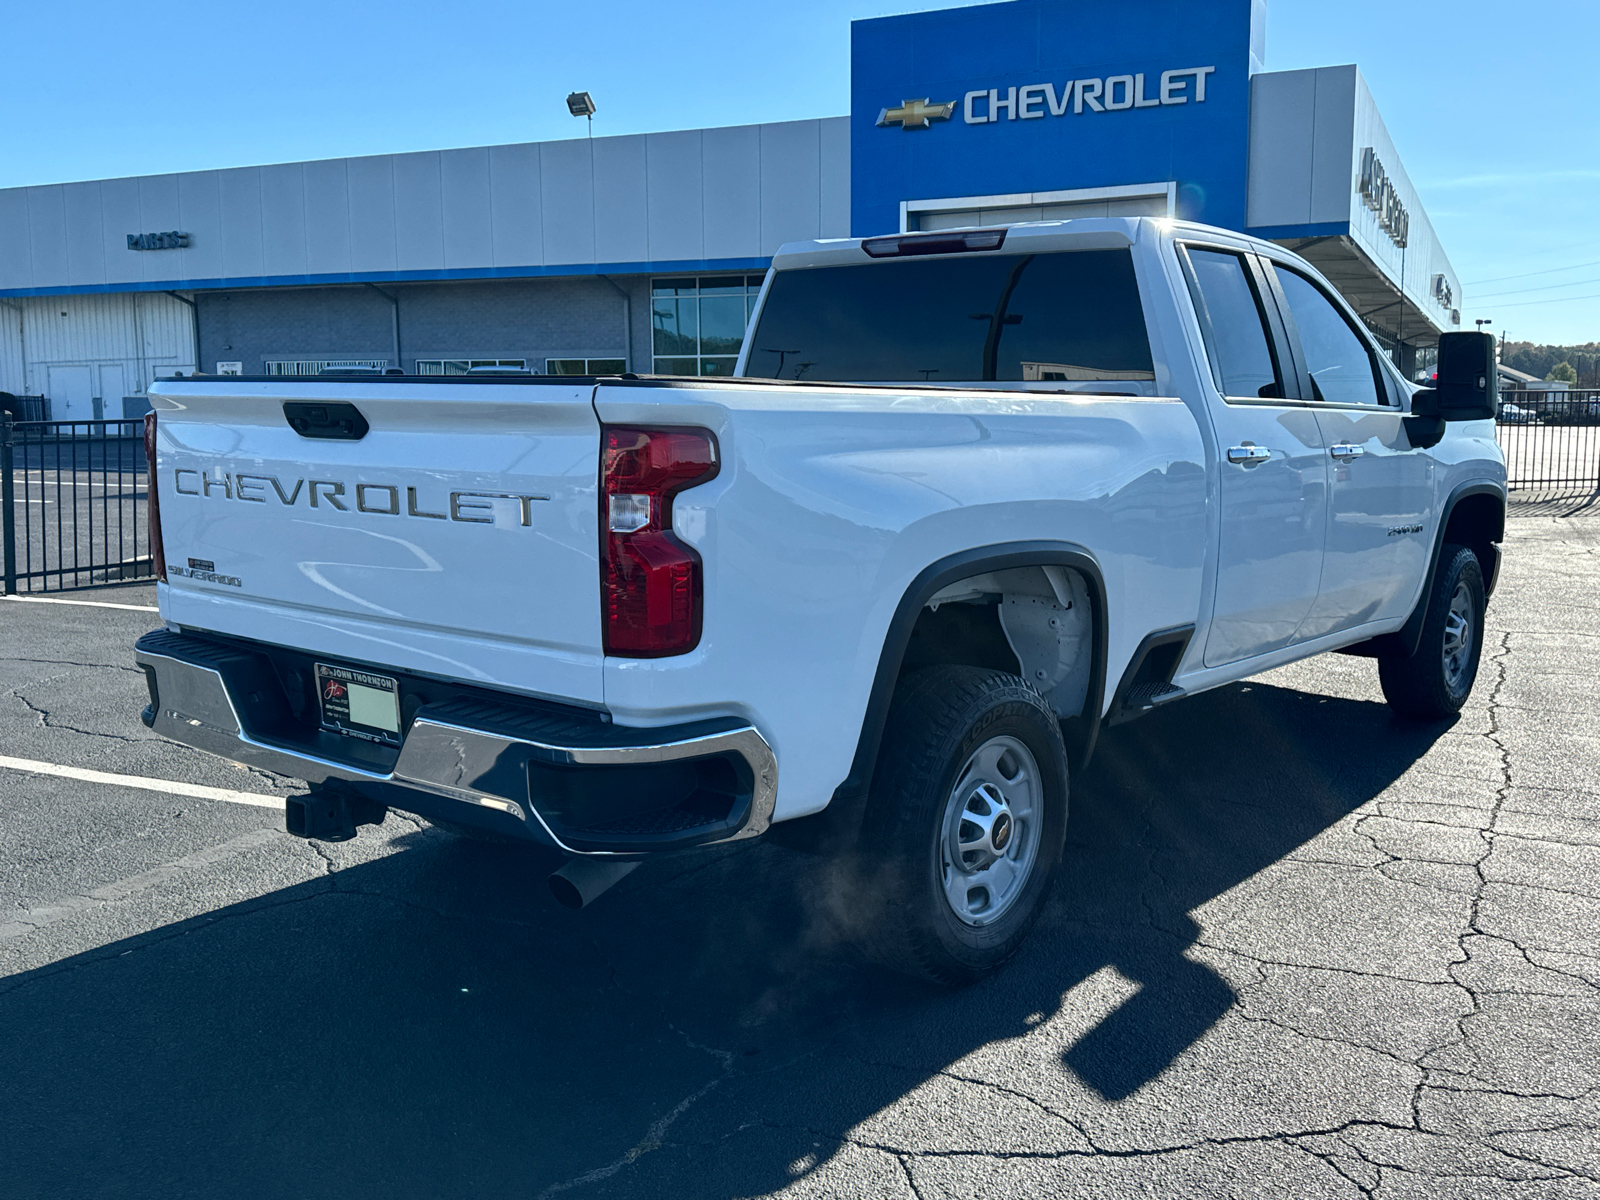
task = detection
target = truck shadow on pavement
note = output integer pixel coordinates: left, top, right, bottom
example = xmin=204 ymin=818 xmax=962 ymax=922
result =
xmin=0 ymin=680 xmax=1453 ymax=1199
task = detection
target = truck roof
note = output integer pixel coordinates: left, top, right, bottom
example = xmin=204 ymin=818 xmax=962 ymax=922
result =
xmin=770 ymin=216 xmax=1282 ymax=272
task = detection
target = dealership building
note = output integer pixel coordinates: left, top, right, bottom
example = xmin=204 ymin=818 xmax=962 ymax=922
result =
xmin=0 ymin=0 xmax=1461 ymax=420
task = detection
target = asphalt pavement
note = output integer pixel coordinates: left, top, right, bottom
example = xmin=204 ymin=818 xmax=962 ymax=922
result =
xmin=1 ymin=503 xmax=1598 ymax=1199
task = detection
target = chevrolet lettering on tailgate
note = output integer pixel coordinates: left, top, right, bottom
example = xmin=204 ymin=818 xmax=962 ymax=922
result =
xmin=171 ymin=471 xmax=549 ymax=526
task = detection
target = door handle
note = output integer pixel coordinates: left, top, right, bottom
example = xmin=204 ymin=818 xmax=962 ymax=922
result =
xmin=1329 ymin=444 xmax=1366 ymax=462
xmin=1226 ymin=445 xmax=1273 ymax=466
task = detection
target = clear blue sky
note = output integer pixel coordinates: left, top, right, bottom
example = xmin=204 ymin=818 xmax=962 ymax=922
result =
xmin=5 ymin=0 xmax=1596 ymax=345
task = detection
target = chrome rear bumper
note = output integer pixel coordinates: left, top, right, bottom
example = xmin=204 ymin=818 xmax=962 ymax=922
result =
xmin=134 ymin=629 xmax=776 ymax=856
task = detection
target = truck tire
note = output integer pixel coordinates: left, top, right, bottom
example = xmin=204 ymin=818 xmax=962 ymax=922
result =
xmin=1378 ymin=543 xmax=1487 ymax=720
xmin=854 ymin=664 xmax=1069 ymax=985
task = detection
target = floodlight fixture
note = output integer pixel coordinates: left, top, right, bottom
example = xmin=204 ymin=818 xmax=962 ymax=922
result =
xmin=567 ymin=92 xmax=596 ymax=118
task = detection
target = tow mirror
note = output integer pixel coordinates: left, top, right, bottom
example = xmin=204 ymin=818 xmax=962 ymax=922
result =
xmin=1410 ymin=331 xmax=1497 ymax=422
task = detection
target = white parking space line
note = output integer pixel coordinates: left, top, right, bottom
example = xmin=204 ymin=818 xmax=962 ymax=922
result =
xmin=0 ymin=827 xmax=283 ymax=942
xmin=0 ymin=755 xmax=286 ymax=808
xmin=3 ymin=595 xmax=158 ymax=613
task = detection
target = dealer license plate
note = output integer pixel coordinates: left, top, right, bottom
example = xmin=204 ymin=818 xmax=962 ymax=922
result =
xmin=316 ymin=663 xmax=402 ymax=746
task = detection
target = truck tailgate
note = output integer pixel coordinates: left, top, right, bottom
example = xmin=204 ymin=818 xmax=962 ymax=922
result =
xmin=151 ymin=380 xmax=604 ymax=705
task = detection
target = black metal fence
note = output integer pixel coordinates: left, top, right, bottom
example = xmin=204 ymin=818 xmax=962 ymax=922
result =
xmin=1 ymin=417 xmax=152 ymax=594
xmin=0 ymin=396 xmax=50 ymax=423
xmin=1497 ymin=389 xmax=1600 ymax=496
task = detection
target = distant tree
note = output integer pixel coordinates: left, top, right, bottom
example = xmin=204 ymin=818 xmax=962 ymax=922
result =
xmin=1503 ymin=342 xmax=1599 ymax=383
xmin=1547 ymin=361 xmax=1579 ymax=383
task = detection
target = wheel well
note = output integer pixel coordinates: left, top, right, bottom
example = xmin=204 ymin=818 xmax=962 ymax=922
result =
xmin=768 ymin=544 xmax=1106 ymax=857
xmin=897 ymin=565 xmax=1095 ymax=727
xmin=900 ymin=601 xmax=1022 ymax=678
xmin=1442 ymin=492 xmax=1504 ymax=586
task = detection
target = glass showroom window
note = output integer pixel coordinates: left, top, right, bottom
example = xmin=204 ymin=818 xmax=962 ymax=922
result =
xmin=652 ymin=276 xmax=764 ymax=376
xmin=414 ymin=359 xmax=527 ymax=375
xmin=547 ymin=358 xmax=627 ymax=375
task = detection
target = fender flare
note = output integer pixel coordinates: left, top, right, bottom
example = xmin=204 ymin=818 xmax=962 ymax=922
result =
xmin=777 ymin=541 xmax=1108 ymax=852
xmin=1346 ymin=479 xmax=1506 ymax=660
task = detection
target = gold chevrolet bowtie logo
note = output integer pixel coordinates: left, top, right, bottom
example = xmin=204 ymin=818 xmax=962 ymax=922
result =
xmin=876 ymin=98 xmax=956 ymax=130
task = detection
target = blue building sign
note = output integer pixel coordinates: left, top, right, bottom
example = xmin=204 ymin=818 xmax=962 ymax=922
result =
xmin=851 ymin=0 xmax=1265 ymax=236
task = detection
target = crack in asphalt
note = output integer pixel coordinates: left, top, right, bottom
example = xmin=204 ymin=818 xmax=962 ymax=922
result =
xmin=1463 ymin=929 xmax=1599 ymax=995
xmin=1230 ymin=1007 xmax=1424 ymax=1073
xmin=11 ymin=688 xmax=145 ymax=745
xmin=1 ymin=656 xmax=143 ymax=673
xmin=895 ymin=1152 xmax=926 ymax=1199
xmin=305 ymin=840 xmax=338 ymax=877
xmin=831 ymin=1116 xmax=1600 ymax=1192
xmin=533 ymin=1024 xmax=736 ymax=1199
xmin=521 ymin=919 xmax=742 ymax=1200
xmin=1412 ymin=631 xmax=1515 ymax=1125
xmin=839 ymin=1115 xmax=1419 ymax=1162
xmin=932 ymin=1067 xmax=1095 ymax=1145
xmin=1189 ymin=942 xmax=1453 ymax=987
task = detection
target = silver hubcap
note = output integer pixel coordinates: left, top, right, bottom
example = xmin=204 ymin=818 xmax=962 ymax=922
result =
xmin=1442 ymin=581 xmax=1474 ymax=691
xmin=940 ymin=735 xmax=1042 ymax=927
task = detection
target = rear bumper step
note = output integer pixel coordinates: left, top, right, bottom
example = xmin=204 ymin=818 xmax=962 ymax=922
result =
xmin=134 ymin=629 xmax=776 ymax=856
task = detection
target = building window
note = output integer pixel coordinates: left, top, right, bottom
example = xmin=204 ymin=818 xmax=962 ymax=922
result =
xmin=265 ymin=358 xmax=386 ymax=376
xmin=652 ymin=275 xmax=764 ymax=377
xmin=414 ymin=358 xmax=527 ymax=375
xmin=546 ymin=358 xmax=627 ymax=376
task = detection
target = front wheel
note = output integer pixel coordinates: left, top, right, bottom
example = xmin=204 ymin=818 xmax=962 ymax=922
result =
xmin=1379 ymin=543 xmax=1487 ymax=720
xmin=854 ymin=665 xmax=1069 ymax=985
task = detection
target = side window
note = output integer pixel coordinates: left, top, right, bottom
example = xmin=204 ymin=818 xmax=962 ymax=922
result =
xmin=1271 ymin=266 xmax=1384 ymax=406
xmin=1183 ymin=248 xmax=1284 ymax=400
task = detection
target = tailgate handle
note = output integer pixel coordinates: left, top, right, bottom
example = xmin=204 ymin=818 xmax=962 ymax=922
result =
xmin=283 ymin=401 xmax=370 ymax=440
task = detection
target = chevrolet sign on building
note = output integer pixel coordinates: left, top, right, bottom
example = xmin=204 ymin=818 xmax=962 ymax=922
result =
xmin=0 ymin=0 xmax=1461 ymax=411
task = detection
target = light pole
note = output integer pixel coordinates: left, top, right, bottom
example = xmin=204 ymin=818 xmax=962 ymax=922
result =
xmin=1475 ymin=318 xmax=1493 ymax=332
xmin=566 ymin=91 xmax=596 ymax=138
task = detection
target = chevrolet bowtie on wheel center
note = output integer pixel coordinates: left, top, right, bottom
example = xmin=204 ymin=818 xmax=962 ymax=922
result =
xmin=134 ymin=217 xmax=1506 ymax=984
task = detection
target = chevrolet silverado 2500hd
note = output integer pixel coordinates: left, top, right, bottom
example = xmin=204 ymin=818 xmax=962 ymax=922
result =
xmin=135 ymin=218 xmax=1506 ymax=982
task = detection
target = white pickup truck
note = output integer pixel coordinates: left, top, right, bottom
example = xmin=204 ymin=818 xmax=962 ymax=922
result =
xmin=135 ymin=218 xmax=1505 ymax=983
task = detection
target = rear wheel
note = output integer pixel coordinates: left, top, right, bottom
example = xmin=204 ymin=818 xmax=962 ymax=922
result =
xmin=854 ymin=665 xmax=1069 ymax=985
xmin=1379 ymin=543 xmax=1487 ymax=720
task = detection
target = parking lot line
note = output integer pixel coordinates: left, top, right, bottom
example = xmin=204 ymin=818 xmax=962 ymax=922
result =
xmin=0 ymin=827 xmax=283 ymax=942
xmin=2 ymin=595 xmax=158 ymax=613
xmin=0 ymin=755 xmax=286 ymax=808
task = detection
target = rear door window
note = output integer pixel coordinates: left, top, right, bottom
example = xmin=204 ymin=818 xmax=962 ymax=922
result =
xmin=1182 ymin=247 xmax=1285 ymax=400
xmin=743 ymin=249 xmax=1154 ymax=384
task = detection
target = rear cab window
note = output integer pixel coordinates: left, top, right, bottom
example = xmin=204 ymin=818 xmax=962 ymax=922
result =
xmin=743 ymin=249 xmax=1155 ymax=389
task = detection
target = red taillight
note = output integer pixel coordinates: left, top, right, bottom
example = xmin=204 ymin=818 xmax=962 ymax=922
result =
xmin=143 ymin=410 xmax=167 ymax=582
xmin=601 ymin=427 xmax=718 ymax=656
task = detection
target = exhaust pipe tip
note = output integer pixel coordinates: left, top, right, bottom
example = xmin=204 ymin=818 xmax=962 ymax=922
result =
xmin=549 ymin=858 xmax=640 ymax=910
